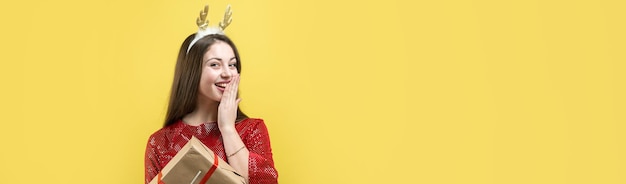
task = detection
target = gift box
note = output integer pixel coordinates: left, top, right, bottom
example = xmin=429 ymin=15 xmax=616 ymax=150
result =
xmin=149 ymin=136 xmax=246 ymax=184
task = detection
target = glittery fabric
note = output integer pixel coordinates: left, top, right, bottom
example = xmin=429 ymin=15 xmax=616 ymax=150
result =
xmin=145 ymin=118 xmax=278 ymax=184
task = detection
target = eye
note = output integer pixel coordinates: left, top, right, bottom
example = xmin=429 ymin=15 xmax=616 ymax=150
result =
xmin=228 ymin=63 xmax=237 ymax=67
xmin=209 ymin=62 xmax=219 ymax=67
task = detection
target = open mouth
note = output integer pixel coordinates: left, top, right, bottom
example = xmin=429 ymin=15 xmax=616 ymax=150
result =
xmin=215 ymin=82 xmax=229 ymax=90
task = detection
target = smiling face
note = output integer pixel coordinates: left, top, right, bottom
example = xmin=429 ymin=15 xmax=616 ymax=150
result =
xmin=198 ymin=40 xmax=239 ymax=104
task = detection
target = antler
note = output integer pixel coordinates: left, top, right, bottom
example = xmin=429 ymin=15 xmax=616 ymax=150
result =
xmin=219 ymin=4 xmax=233 ymax=30
xmin=196 ymin=5 xmax=209 ymax=30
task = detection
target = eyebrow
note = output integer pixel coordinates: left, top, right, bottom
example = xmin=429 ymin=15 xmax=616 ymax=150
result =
xmin=206 ymin=57 xmax=237 ymax=62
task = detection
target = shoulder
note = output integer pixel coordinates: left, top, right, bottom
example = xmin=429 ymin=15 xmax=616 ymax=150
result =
xmin=147 ymin=121 xmax=183 ymax=145
xmin=238 ymin=117 xmax=265 ymax=125
xmin=237 ymin=118 xmax=269 ymax=129
xmin=236 ymin=118 xmax=270 ymax=134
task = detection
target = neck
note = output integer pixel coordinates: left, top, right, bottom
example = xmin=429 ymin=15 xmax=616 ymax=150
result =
xmin=184 ymin=99 xmax=219 ymax=126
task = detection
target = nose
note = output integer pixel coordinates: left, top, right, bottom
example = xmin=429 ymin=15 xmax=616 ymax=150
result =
xmin=220 ymin=68 xmax=232 ymax=78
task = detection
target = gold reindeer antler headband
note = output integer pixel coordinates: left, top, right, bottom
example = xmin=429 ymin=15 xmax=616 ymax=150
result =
xmin=187 ymin=4 xmax=233 ymax=53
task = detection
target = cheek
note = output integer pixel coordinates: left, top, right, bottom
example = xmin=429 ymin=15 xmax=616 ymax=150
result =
xmin=233 ymin=65 xmax=240 ymax=74
xmin=200 ymin=70 xmax=219 ymax=85
xmin=204 ymin=68 xmax=221 ymax=77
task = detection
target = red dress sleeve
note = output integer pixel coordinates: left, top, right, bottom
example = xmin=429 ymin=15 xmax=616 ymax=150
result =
xmin=144 ymin=133 xmax=162 ymax=184
xmin=244 ymin=119 xmax=279 ymax=184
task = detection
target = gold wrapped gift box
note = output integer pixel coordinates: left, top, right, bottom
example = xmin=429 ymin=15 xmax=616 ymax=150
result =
xmin=149 ymin=136 xmax=246 ymax=184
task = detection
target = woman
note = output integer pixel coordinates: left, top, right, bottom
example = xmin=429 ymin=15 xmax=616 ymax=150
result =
xmin=144 ymin=5 xmax=278 ymax=184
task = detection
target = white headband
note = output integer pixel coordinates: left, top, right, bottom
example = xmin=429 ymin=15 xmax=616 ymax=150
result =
xmin=187 ymin=4 xmax=233 ymax=53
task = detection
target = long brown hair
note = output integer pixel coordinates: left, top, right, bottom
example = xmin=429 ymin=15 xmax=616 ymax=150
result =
xmin=163 ymin=33 xmax=248 ymax=127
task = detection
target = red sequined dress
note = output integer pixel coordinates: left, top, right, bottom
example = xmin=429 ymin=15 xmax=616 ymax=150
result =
xmin=145 ymin=118 xmax=278 ymax=184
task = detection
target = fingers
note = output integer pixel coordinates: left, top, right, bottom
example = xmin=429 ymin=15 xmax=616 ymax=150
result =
xmin=229 ymin=74 xmax=240 ymax=96
xmin=217 ymin=74 xmax=240 ymax=127
xmin=221 ymin=74 xmax=240 ymax=102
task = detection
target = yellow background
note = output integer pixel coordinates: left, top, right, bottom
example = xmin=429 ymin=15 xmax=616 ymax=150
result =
xmin=0 ymin=0 xmax=624 ymax=183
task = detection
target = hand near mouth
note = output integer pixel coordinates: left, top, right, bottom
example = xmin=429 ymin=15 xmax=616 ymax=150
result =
xmin=217 ymin=74 xmax=241 ymax=132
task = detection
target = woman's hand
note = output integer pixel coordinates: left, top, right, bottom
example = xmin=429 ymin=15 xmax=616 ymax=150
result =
xmin=217 ymin=74 xmax=241 ymax=132
xmin=216 ymin=74 xmax=249 ymax=182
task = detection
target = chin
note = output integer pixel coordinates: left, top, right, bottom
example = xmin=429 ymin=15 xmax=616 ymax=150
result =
xmin=210 ymin=94 xmax=223 ymax=102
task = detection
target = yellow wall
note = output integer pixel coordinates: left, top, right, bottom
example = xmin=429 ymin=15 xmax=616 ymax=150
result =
xmin=1 ymin=0 xmax=624 ymax=183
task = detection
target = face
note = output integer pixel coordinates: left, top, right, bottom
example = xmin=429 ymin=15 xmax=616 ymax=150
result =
xmin=198 ymin=41 xmax=238 ymax=104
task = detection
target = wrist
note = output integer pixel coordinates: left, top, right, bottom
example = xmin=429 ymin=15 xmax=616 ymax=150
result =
xmin=219 ymin=125 xmax=237 ymax=134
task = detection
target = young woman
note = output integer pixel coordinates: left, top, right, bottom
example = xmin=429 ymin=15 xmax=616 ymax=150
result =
xmin=144 ymin=5 xmax=278 ymax=184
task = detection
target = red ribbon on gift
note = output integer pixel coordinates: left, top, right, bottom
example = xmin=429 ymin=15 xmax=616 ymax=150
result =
xmin=157 ymin=171 xmax=164 ymax=184
xmin=199 ymin=151 xmax=220 ymax=183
